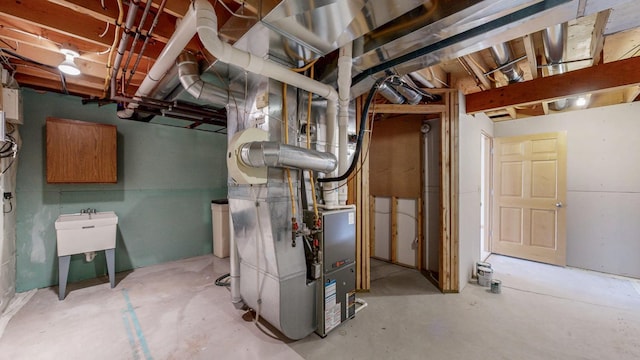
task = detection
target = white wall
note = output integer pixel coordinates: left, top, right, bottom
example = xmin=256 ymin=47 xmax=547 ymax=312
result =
xmin=494 ymin=102 xmax=640 ymax=278
xmin=458 ymin=94 xmax=494 ymax=291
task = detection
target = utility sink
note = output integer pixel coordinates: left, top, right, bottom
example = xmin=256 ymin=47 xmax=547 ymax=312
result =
xmin=55 ymin=211 xmax=118 ymax=256
xmin=55 ymin=211 xmax=118 ymax=300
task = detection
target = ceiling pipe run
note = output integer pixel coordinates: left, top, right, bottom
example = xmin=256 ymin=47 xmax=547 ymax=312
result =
xmin=489 ymin=42 xmax=524 ymax=83
xmin=110 ymin=0 xmax=140 ymax=99
xmin=543 ymin=22 xmax=569 ymax=110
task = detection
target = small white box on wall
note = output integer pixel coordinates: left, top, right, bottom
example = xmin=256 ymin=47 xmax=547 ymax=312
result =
xmin=2 ymin=88 xmax=22 ymax=124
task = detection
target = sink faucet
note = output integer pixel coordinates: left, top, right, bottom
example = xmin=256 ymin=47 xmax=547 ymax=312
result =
xmin=80 ymin=208 xmax=97 ymax=214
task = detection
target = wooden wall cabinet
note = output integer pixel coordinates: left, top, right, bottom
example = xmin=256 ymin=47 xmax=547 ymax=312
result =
xmin=46 ymin=117 xmax=117 ymax=183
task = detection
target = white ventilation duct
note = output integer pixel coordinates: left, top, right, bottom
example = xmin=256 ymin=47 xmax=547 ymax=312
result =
xmin=337 ymin=43 xmax=352 ymax=205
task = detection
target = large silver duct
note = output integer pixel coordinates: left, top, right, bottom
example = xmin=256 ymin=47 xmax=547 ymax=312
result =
xmin=377 ymin=82 xmax=406 ymax=104
xmin=543 ymin=22 xmax=569 ymax=110
xmin=239 ymin=141 xmax=338 ymax=173
xmin=176 ymin=52 xmax=229 ymax=106
xmin=489 ymin=42 xmax=524 ymax=83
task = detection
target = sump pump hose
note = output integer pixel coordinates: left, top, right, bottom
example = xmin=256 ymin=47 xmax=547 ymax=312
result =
xmin=318 ymin=78 xmax=384 ymax=183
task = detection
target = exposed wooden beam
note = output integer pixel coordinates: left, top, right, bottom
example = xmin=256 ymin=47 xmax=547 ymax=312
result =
xmin=14 ymin=73 xmax=105 ymax=98
xmin=49 ymin=0 xmax=182 ymax=44
xmin=522 ymin=33 xmax=539 ymax=79
xmin=623 ymin=86 xmax=640 ymax=103
xmin=590 ymin=9 xmax=610 ymax=66
xmin=461 ymin=55 xmax=492 ymax=90
xmin=465 ymin=56 xmax=640 ymax=114
xmin=0 ymin=0 xmax=114 ymax=47
xmin=372 ymin=104 xmax=447 ymax=114
xmin=0 ymin=29 xmax=155 ymax=74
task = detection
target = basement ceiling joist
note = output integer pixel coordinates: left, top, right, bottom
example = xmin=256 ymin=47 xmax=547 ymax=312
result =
xmin=465 ymin=55 xmax=640 ymax=114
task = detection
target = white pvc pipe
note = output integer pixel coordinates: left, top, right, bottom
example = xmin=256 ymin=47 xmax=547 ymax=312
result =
xmin=194 ymin=0 xmax=338 ymax=102
xmin=229 ymin=209 xmax=244 ymax=309
xmin=323 ymin=99 xmax=339 ymax=208
xmin=337 ymin=43 xmax=352 ymax=205
xmin=119 ymin=4 xmax=198 ymax=118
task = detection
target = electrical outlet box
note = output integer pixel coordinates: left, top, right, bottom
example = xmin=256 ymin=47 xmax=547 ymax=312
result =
xmin=3 ymin=192 xmax=12 ymax=200
xmin=2 ymin=88 xmax=22 ymax=124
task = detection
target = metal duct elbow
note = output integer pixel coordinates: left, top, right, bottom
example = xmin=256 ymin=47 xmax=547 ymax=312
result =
xmin=543 ymin=23 xmax=568 ymax=76
xmin=543 ymin=23 xmax=569 ymax=110
xmin=177 ymin=52 xmax=229 ymax=106
xmin=378 ymin=82 xmax=406 ymax=104
xmin=239 ymin=142 xmax=338 ymax=173
xmin=490 ymin=43 xmax=524 ymax=83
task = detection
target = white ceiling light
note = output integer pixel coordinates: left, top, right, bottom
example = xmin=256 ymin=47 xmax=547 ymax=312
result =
xmin=58 ymin=44 xmax=81 ymax=76
xmin=575 ymin=96 xmax=587 ymax=106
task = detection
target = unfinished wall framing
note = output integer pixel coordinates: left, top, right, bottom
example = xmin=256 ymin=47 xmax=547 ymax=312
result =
xmin=354 ymin=89 xmax=459 ymax=292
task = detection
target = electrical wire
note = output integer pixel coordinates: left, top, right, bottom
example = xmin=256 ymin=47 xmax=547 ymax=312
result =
xmin=215 ymin=0 xmax=258 ymax=20
xmin=215 ymin=273 xmax=231 ymax=287
xmin=318 ymin=77 xmax=386 ymax=183
xmin=103 ymin=0 xmax=124 ymax=96
xmin=98 ymin=21 xmax=110 ymax=38
xmin=3 ymin=200 xmax=13 ymax=214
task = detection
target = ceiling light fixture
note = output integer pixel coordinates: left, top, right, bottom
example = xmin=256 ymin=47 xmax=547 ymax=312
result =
xmin=58 ymin=44 xmax=81 ymax=76
xmin=575 ymin=96 xmax=587 ymax=107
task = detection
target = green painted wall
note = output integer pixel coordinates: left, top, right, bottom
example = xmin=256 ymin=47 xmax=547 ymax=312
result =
xmin=16 ymin=89 xmax=228 ymax=291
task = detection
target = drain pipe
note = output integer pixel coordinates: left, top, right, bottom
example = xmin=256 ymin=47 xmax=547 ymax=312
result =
xmin=228 ymin=210 xmax=244 ymax=309
xmin=337 ymin=43 xmax=352 ymax=205
xmin=543 ymin=23 xmax=569 ymax=110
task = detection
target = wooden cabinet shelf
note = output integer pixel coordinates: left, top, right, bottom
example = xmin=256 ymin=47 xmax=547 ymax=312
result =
xmin=46 ymin=117 xmax=117 ymax=183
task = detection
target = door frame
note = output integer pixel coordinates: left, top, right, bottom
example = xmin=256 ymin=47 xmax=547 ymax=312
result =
xmin=480 ymin=131 xmax=493 ymax=262
xmin=351 ymin=89 xmax=460 ymax=293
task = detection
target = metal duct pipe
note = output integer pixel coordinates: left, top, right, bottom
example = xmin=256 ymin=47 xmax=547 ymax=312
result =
xmin=409 ymin=71 xmax=435 ymax=88
xmin=239 ymin=142 xmax=338 ymax=173
xmin=378 ymin=82 xmax=406 ymax=104
xmin=176 ymin=52 xmax=229 ymax=106
xmin=542 ymin=23 xmax=569 ymax=110
xmin=394 ymin=83 xmax=422 ymax=105
xmin=489 ymin=42 xmax=524 ymax=83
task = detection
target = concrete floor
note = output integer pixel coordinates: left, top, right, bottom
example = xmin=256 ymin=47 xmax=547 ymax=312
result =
xmin=1 ymin=254 xmax=639 ymax=359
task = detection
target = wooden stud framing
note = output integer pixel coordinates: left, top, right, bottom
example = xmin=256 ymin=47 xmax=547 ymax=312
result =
xmin=354 ymin=95 xmax=371 ymax=291
xmin=590 ymin=10 xmax=611 ymax=66
xmin=391 ymin=197 xmax=398 ymax=263
xmin=354 ymin=89 xmax=459 ymax=293
xmin=466 ymin=56 xmax=640 ymax=114
xmin=417 ymin=196 xmax=423 ymax=271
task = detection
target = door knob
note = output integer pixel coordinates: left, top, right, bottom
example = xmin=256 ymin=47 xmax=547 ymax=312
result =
xmin=555 ymin=202 xmax=563 ymax=208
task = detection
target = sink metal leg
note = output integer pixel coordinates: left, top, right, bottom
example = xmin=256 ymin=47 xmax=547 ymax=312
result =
xmin=58 ymin=255 xmax=71 ymax=300
xmin=105 ymin=248 xmax=115 ymax=288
